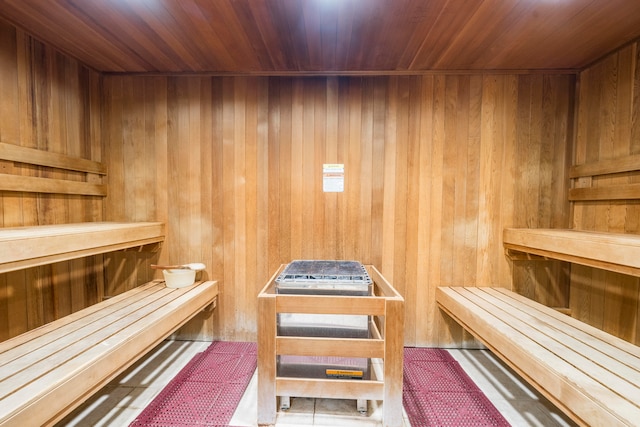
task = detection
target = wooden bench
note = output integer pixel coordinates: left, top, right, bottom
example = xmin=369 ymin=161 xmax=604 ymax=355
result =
xmin=0 ymin=279 xmax=218 ymax=426
xmin=0 ymin=220 xmax=219 ymax=425
xmin=0 ymin=221 xmax=165 ymax=274
xmin=436 ymin=286 xmax=640 ymax=427
xmin=503 ymin=227 xmax=640 ymax=278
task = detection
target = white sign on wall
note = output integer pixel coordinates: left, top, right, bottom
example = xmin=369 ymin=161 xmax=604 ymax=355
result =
xmin=323 ymin=163 xmax=344 ymax=192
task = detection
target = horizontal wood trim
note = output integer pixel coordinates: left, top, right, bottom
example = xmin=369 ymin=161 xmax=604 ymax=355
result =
xmin=0 ymin=222 xmax=165 ymax=274
xmin=569 ymin=184 xmax=640 ymax=201
xmin=275 ymin=294 xmax=386 ymax=316
xmin=569 ymin=154 xmax=640 ymax=178
xmin=106 ymin=69 xmax=581 ymax=77
xmin=276 ymin=336 xmax=385 ymax=359
xmin=0 ymin=174 xmax=106 ymax=196
xmin=276 ymin=377 xmax=384 ymax=400
xmin=0 ymin=142 xmax=106 ymax=174
xmin=503 ymin=228 xmax=640 ymax=276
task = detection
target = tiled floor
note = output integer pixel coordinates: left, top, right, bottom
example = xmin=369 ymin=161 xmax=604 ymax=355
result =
xmin=57 ymin=340 xmax=576 ymax=427
xmin=447 ymin=349 xmax=575 ymax=427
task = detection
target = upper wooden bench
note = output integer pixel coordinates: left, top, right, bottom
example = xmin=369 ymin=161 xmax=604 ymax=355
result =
xmin=437 ymin=286 xmax=640 ymax=427
xmin=0 ymin=221 xmax=165 ymax=274
xmin=0 ymin=145 xmax=214 ymax=424
xmin=503 ymin=227 xmax=640 ymax=277
xmin=0 ymin=279 xmax=219 ymax=426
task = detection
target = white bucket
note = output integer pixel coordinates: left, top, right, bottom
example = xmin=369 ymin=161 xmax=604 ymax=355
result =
xmin=162 ymin=269 xmax=196 ymax=288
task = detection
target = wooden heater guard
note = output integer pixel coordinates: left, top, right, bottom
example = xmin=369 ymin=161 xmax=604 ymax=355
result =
xmin=257 ymin=264 xmax=404 ymax=427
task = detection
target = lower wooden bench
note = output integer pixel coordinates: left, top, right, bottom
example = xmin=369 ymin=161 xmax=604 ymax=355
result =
xmin=436 ymin=286 xmax=640 ymax=427
xmin=0 ymin=279 xmax=218 ymax=426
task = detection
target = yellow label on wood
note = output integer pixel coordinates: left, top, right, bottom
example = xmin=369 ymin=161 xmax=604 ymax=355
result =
xmin=325 ymin=369 xmax=363 ymax=379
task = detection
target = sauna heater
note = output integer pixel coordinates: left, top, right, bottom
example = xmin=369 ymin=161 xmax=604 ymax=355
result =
xmin=275 ymin=260 xmax=373 ymax=411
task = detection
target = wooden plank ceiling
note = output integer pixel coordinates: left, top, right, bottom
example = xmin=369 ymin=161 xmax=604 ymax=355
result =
xmin=0 ymin=0 xmax=639 ymax=74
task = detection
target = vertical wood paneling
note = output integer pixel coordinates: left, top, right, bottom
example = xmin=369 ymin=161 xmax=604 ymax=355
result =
xmin=426 ymin=76 xmax=446 ymax=344
xmin=508 ymin=73 xmax=574 ymax=309
xmin=381 ymin=77 xmax=398 ymax=279
xmin=359 ymin=79 xmax=374 ymax=263
xmin=0 ymin=21 xmax=104 ymax=341
xmin=220 ymin=77 xmax=236 ymax=339
xmin=209 ymin=77 xmax=225 ymax=337
xmin=0 ymin=21 xmax=574 ymax=347
xmin=270 ymin=79 xmax=287 ymax=269
xmin=414 ymin=76 xmax=434 ymax=345
xmin=0 ymin=21 xmax=20 ymax=340
xmin=572 ymin=41 xmax=640 ymax=344
xmin=103 ymin=73 xmax=573 ymax=345
xmin=233 ymin=77 xmax=248 ymax=340
xmin=403 ymin=76 xmax=421 ymax=346
xmin=325 ymin=78 xmax=339 ymax=258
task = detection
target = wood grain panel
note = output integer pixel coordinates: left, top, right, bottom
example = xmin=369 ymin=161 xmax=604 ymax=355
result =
xmin=0 ymin=22 xmax=106 ymax=342
xmin=572 ymin=41 xmax=640 ymax=344
xmin=1 ymin=2 xmax=640 ymax=73
xmin=103 ymin=73 xmax=573 ymax=346
xmin=510 ymin=74 xmax=574 ymax=309
xmin=0 ymin=15 xmax=578 ymax=346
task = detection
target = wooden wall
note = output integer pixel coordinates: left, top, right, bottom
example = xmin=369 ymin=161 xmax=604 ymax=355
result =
xmin=2 ymin=16 xmax=638 ymax=349
xmin=103 ymin=73 xmax=574 ymax=346
xmin=571 ymin=41 xmax=640 ymax=344
xmin=0 ymin=21 xmax=103 ymax=341
xmin=0 ymin=16 xmax=579 ymax=347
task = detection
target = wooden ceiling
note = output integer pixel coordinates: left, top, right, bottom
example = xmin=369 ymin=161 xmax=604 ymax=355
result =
xmin=1 ymin=0 xmax=640 ymax=74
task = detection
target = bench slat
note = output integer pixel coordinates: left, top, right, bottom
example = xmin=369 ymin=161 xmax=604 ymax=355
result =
xmin=436 ymin=286 xmax=640 ymax=427
xmin=0 ymin=285 xmax=179 ymax=392
xmin=459 ymin=289 xmax=640 ymax=414
xmin=0 ymin=281 xmax=160 ymax=353
xmin=465 ymin=288 xmax=640 ymax=395
xmin=0 ymin=280 xmax=218 ymax=426
xmin=490 ymin=287 xmax=640 ymax=371
xmin=438 ymin=286 xmax=603 ymax=423
xmin=0 ymin=281 xmax=166 ymax=368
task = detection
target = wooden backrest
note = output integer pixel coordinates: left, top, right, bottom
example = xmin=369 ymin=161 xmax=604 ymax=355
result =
xmin=0 ymin=142 xmax=106 ymax=196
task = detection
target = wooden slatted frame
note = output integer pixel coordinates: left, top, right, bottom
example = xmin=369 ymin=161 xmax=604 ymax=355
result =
xmin=0 ymin=141 xmax=107 ymax=196
xmin=436 ymin=286 xmax=640 ymax=427
xmin=257 ymin=265 xmax=404 ymax=427
xmin=569 ymin=154 xmax=640 ymax=201
xmin=0 ymin=280 xmax=219 ymax=426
